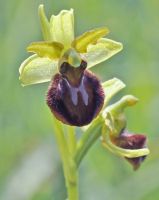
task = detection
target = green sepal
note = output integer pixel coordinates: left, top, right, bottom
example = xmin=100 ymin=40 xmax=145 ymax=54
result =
xmin=102 ymin=78 xmax=126 ymax=107
xmin=72 ymin=27 xmax=109 ymax=53
xmin=27 ymin=41 xmax=64 ymax=60
xmin=50 ymin=9 xmax=74 ymax=47
xmin=83 ymin=38 xmax=123 ymax=69
xmin=38 ymin=4 xmax=51 ymax=41
xmin=19 ymin=54 xmax=58 ymax=86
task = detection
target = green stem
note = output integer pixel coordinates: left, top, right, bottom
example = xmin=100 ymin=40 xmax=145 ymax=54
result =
xmin=67 ymin=159 xmax=79 ymax=200
xmin=74 ymin=117 xmax=103 ymax=167
xmin=67 ymin=126 xmax=76 ymax=155
xmin=52 ymin=117 xmax=78 ymax=200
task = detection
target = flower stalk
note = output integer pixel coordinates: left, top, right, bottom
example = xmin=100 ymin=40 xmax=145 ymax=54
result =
xmin=74 ymin=116 xmax=104 ymax=167
xmin=52 ymin=117 xmax=79 ymax=200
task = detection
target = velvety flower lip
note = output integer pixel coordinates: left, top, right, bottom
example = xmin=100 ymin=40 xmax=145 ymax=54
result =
xmin=111 ymin=130 xmax=147 ymax=170
xmin=47 ymin=58 xmax=105 ymax=126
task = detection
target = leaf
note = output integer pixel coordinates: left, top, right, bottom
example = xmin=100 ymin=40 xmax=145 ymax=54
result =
xmin=83 ymin=38 xmax=123 ymax=68
xmin=50 ymin=9 xmax=74 ymax=47
xmin=19 ymin=54 xmax=58 ymax=86
xmin=27 ymin=41 xmax=64 ymax=59
xmin=72 ymin=27 xmax=109 ymax=53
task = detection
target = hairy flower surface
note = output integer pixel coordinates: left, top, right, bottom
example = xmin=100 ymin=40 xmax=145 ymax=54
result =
xmin=47 ymin=56 xmax=104 ymax=126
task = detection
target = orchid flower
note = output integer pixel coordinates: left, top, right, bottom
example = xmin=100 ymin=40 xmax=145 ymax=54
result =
xmin=19 ymin=4 xmax=150 ymax=200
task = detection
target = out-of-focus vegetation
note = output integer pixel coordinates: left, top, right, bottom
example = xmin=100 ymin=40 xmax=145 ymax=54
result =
xmin=0 ymin=0 xmax=159 ymax=199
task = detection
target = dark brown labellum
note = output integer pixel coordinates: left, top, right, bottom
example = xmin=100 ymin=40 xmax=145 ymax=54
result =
xmin=46 ymin=61 xmax=104 ymax=126
xmin=111 ymin=130 xmax=147 ymax=170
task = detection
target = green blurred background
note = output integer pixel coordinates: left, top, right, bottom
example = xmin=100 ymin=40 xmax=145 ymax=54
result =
xmin=0 ymin=0 xmax=159 ymax=199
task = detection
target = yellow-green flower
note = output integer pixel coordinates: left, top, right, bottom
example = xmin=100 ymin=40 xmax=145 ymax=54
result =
xmin=19 ymin=5 xmax=123 ymax=126
xmin=19 ymin=4 xmax=122 ymax=86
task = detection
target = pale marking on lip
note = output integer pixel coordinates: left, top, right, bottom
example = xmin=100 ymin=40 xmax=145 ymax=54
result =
xmin=64 ymin=76 xmax=89 ymax=106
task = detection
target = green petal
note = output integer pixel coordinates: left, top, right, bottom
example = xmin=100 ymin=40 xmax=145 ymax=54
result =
xmin=72 ymin=27 xmax=109 ymax=53
xmin=27 ymin=41 xmax=64 ymax=59
xmin=19 ymin=54 xmax=58 ymax=86
xmin=83 ymin=38 xmax=123 ymax=68
xmin=50 ymin=9 xmax=74 ymax=47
